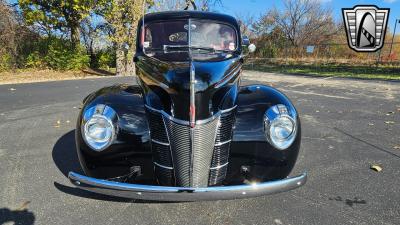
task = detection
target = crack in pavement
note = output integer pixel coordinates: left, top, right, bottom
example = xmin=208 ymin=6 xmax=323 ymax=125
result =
xmin=333 ymin=127 xmax=400 ymax=159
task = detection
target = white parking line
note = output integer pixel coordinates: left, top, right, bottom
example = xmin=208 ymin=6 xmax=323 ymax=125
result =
xmin=282 ymin=89 xmax=353 ymax=99
xmin=289 ymin=76 xmax=334 ymax=88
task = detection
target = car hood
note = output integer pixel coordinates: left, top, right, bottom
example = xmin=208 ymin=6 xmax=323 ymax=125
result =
xmin=136 ymin=55 xmax=242 ymax=121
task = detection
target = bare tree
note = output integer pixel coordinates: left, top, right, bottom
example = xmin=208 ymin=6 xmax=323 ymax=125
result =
xmin=152 ymin=0 xmax=221 ymax=11
xmin=235 ymin=13 xmax=255 ymax=39
xmin=0 ymin=0 xmax=19 ymax=69
xmin=186 ymin=0 xmax=222 ymax=11
xmin=184 ymin=0 xmax=196 ymax=10
xmin=81 ymin=16 xmax=101 ymax=68
xmin=269 ymin=0 xmax=337 ymax=46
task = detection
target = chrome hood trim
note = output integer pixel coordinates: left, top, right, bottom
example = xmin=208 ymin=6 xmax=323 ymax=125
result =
xmin=68 ymin=172 xmax=307 ymax=202
xmin=145 ymin=104 xmax=237 ymax=126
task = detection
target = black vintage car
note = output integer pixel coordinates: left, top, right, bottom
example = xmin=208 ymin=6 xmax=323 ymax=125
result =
xmin=68 ymin=11 xmax=307 ymax=201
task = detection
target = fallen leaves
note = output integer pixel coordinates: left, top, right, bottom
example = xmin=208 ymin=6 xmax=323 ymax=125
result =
xmin=16 ymin=201 xmax=31 ymax=211
xmin=1 ymin=69 xmax=106 ymax=85
xmin=54 ymin=120 xmax=61 ymax=128
xmin=384 ymin=121 xmax=395 ymax=124
xmin=370 ymin=164 xmax=383 ymax=172
xmin=54 ymin=120 xmax=71 ymax=128
xmin=73 ymin=104 xmax=83 ymax=110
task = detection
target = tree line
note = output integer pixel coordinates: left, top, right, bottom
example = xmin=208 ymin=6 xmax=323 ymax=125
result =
xmin=1 ymin=0 xmax=398 ymax=74
xmin=239 ymin=0 xmax=399 ymax=62
xmin=0 ymin=0 xmax=221 ymax=74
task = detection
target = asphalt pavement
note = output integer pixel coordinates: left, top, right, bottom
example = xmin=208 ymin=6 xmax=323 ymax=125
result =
xmin=0 ymin=72 xmax=399 ymax=225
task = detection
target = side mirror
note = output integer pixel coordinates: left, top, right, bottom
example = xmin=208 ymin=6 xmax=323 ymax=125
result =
xmin=248 ymin=44 xmax=256 ymax=53
xmin=242 ymin=36 xmax=250 ymax=46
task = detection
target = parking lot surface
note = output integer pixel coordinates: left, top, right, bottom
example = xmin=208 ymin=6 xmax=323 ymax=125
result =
xmin=0 ymin=72 xmax=399 ymax=225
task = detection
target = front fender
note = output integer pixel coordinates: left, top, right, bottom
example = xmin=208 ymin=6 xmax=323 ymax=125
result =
xmin=76 ymin=84 xmax=152 ymax=180
xmin=228 ymin=85 xmax=301 ymax=182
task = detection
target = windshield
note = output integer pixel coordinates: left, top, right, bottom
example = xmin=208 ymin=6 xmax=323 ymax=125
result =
xmin=141 ymin=19 xmax=238 ymax=61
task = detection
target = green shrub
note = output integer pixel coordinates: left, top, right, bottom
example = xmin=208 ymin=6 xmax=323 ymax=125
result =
xmin=44 ymin=41 xmax=90 ymax=70
xmin=25 ymin=51 xmax=45 ymax=68
xmin=97 ymin=49 xmax=116 ymax=70
xmin=257 ymin=44 xmax=279 ymax=58
xmin=0 ymin=53 xmax=12 ymax=72
xmin=21 ymin=37 xmax=90 ymax=70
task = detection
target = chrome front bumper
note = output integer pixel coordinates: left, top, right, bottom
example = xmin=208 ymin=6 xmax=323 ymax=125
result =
xmin=68 ymin=172 xmax=307 ymax=201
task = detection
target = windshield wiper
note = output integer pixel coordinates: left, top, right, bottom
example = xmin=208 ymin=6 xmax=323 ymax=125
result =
xmin=144 ymin=46 xmax=189 ymax=54
xmin=154 ymin=45 xmax=233 ymax=54
xmin=163 ymin=45 xmax=189 ymax=52
xmin=163 ymin=45 xmax=217 ymax=54
xmin=190 ymin=46 xmax=234 ymax=53
xmin=190 ymin=46 xmax=216 ymax=52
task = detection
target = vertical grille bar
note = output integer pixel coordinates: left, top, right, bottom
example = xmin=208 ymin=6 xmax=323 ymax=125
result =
xmin=215 ymin=110 xmax=236 ymax=143
xmin=146 ymin=108 xmax=168 ymax=142
xmin=164 ymin=119 xmax=192 ymax=187
xmin=209 ymin=164 xmax=228 ymax=185
xmin=209 ymin=109 xmax=236 ymax=186
xmin=192 ymin=118 xmax=219 ymax=187
xmin=146 ymin=108 xmax=174 ymax=186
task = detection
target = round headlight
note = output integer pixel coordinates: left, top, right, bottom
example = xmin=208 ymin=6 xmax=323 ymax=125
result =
xmin=82 ymin=105 xmax=117 ymax=151
xmin=270 ymin=116 xmax=295 ymax=141
xmin=264 ymin=105 xmax=297 ymax=150
xmin=85 ymin=115 xmax=114 ymax=140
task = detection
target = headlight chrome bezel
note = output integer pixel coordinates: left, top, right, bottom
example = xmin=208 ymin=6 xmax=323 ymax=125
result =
xmin=264 ymin=104 xmax=298 ymax=150
xmin=81 ymin=104 xmax=118 ymax=151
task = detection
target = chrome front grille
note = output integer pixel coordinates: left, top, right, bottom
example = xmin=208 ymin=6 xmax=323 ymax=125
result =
xmin=215 ymin=111 xmax=236 ymax=143
xmin=146 ymin=109 xmax=168 ymax=143
xmin=164 ymin=119 xmax=192 ymax=187
xmin=191 ymin=118 xmax=219 ymax=187
xmin=164 ymin=116 xmax=219 ymax=187
xmin=209 ymin=164 xmax=228 ymax=185
xmin=146 ymin=105 xmax=236 ymax=187
xmin=151 ymin=142 xmax=172 ymax=167
xmin=145 ymin=108 xmax=174 ymax=186
xmin=210 ymin=144 xmax=230 ymax=168
xmin=209 ymin=110 xmax=236 ymax=186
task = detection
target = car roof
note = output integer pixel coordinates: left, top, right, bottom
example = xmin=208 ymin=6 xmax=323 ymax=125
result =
xmin=140 ymin=11 xmax=239 ymax=27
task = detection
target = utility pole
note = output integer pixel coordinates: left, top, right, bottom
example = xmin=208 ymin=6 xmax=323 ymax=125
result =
xmin=388 ymin=19 xmax=399 ymax=62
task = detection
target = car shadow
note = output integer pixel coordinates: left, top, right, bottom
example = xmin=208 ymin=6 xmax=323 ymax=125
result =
xmin=0 ymin=207 xmax=35 ymax=225
xmin=52 ymin=130 xmax=169 ymax=204
xmin=52 ymin=130 xmax=136 ymax=203
xmin=52 ymin=130 xmax=83 ymax=177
